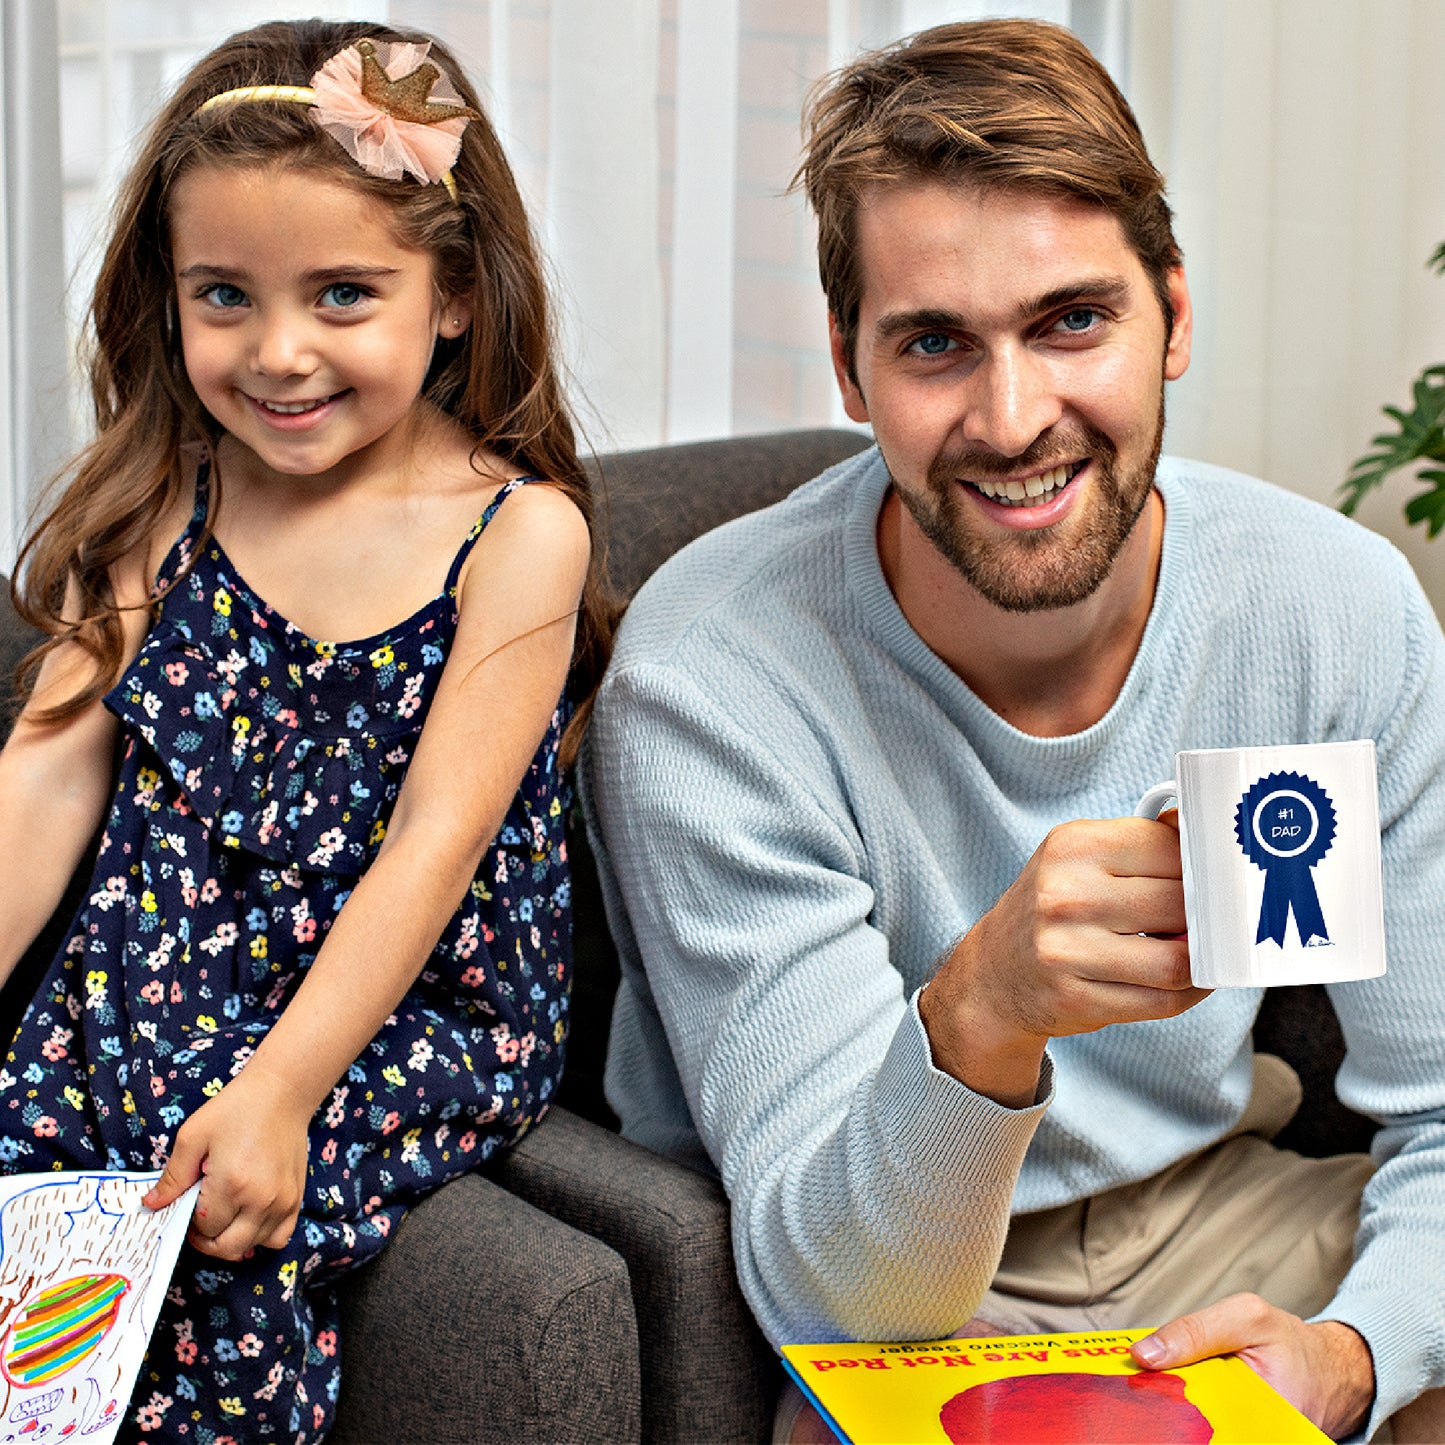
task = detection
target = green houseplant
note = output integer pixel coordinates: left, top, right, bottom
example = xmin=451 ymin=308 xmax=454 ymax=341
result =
xmin=1340 ymin=244 xmax=1445 ymax=535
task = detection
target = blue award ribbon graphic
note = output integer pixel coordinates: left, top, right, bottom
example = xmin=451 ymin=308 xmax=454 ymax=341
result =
xmin=1234 ymin=771 xmax=1337 ymax=947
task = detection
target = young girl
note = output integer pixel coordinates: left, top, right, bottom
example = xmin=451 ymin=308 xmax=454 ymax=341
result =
xmin=0 ymin=19 xmax=610 ymax=1442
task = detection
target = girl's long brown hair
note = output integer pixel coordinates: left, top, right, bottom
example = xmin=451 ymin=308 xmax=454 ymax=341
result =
xmin=14 ymin=18 xmax=613 ymax=764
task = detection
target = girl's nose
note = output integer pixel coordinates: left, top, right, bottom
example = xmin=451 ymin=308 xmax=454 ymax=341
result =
xmin=250 ymin=313 xmax=316 ymax=378
xmin=959 ymin=344 xmax=1063 ymax=458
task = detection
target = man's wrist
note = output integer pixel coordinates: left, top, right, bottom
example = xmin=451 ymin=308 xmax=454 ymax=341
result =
xmin=1312 ymin=1320 xmax=1375 ymax=1439
xmin=918 ymin=973 xmax=1046 ymax=1108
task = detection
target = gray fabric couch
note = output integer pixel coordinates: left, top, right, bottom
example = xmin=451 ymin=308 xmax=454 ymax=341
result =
xmin=0 ymin=429 xmax=1374 ymax=1443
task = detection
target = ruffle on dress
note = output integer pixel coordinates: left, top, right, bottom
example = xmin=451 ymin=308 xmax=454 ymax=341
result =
xmin=104 ymin=596 xmax=438 ymax=874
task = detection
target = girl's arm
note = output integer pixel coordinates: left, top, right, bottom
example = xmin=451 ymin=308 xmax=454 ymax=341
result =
xmin=0 ymin=555 xmax=155 ymax=988
xmin=146 ymin=483 xmax=592 ymax=1258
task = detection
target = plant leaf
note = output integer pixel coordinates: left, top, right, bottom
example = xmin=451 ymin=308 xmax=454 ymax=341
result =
xmin=1340 ymin=245 xmax=1445 ymax=528
xmin=1404 ymin=480 xmax=1445 ymax=538
xmin=1340 ymin=364 xmax=1445 ymax=517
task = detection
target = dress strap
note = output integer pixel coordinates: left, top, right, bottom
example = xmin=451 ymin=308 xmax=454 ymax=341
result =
xmin=152 ymin=457 xmax=214 ymax=593
xmin=191 ymin=457 xmax=213 ymax=521
xmin=442 ymin=474 xmax=540 ymax=597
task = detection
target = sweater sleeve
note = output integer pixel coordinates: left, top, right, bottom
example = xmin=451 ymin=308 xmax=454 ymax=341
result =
xmin=1311 ymin=563 xmax=1445 ymax=1437
xmin=583 ymin=655 xmax=1050 ymax=1346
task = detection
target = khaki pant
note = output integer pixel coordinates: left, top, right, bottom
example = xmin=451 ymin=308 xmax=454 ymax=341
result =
xmin=980 ymin=1054 xmax=1372 ymax=1333
xmin=775 ymin=1056 xmax=1374 ymax=1442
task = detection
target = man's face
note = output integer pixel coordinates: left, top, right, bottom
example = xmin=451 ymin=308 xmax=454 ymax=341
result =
xmin=831 ymin=181 xmax=1191 ymax=613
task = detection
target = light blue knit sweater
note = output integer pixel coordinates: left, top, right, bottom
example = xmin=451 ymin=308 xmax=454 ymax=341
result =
xmin=581 ymin=449 xmax=1445 ymax=1432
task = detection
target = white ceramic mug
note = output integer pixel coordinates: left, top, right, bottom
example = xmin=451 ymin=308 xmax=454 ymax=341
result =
xmin=1134 ymin=740 xmax=1386 ymax=988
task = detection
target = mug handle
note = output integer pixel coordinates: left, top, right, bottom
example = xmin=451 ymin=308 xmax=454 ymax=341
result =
xmin=1135 ymin=780 xmax=1178 ymax=819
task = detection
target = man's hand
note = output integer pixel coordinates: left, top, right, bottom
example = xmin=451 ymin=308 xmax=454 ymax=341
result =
xmin=920 ymin=815 xmax=1207 ymax=1106
xmin=1131 ymin=1293 xmax=1375 ymax=1439
xmin=143 ymin=1064 xmax=312 ymax=1260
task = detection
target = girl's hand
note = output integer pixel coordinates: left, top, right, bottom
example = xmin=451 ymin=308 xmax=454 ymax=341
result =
xmin=143 ymin=1064 xmax=312 ymax=1259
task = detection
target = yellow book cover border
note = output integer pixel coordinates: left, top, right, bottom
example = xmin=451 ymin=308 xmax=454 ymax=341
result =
xmin=780 ymin=1330 xmax=1330 ymax=1444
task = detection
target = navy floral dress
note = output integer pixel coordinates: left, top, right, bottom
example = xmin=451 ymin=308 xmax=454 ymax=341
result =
xmin=0 ymin=470 xmax=572 ymax=1443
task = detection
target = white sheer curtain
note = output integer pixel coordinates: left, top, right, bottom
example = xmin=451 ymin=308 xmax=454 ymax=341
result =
xmin=545 ymin=0 xmax=665 ymax=448
xmin=15 ymin=0 xmax=1445 ymax=613
xmin=1 ymin=0 xmax=67 ymax=570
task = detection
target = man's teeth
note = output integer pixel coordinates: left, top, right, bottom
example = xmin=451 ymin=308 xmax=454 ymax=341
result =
xmin=972 ymin=463 xmax=1076 ymax=507
xmin=259 ymin=396 xmax=331 ymax=415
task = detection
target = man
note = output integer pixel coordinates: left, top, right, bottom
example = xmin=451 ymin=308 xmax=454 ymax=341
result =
xmin=582 ymin=20 xmax=1445 ymax=1441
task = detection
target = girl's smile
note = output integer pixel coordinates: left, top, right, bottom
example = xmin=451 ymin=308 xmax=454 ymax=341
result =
xmin=249 ymin=391 xmax=345 ymax=417
xmin=244 ymin=390 xmax=348 ymax=429
xmin=169 ymin=164 xmax=471 ymax=487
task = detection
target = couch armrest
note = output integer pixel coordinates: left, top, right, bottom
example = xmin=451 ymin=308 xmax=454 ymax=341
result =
xmin=490 ymin=1106 xmax=781 ymax=1445
xmin=332 ymin=1169 xmax=641 ymax=1445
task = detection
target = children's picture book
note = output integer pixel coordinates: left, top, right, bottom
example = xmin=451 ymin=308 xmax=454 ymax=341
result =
xmin=0 ymin=1171 xmax=197 ymax=1444
xmin=782 ymin=1329 xmax=1331 ymax=1443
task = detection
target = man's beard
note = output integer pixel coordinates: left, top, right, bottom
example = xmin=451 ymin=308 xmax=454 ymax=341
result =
xmin=893 ymin=393 xmax=1166 ymax=614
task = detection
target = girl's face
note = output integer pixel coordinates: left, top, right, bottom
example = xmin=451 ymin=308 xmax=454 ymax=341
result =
xmin=169 ymin=163 xmax=470 ymax=485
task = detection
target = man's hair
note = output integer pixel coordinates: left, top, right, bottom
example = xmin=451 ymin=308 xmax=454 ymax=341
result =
xmin=797 ymin=19 xmax=1181 ymax=376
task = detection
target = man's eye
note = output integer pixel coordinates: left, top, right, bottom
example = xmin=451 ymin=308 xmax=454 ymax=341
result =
xmin=200 ymin=284 xmax=248 ymax=309
xmin=1056 ymin=308 xmax=1099 ymax=333
xmin=320 ymin=283 xmax=366 ymax=309
xmin=908 ymin=333 xmax=956 ymax=356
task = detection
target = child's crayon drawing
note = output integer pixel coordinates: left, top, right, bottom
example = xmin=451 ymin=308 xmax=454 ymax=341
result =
xmin=0 ymin=1172 xmax=195 ymax=1443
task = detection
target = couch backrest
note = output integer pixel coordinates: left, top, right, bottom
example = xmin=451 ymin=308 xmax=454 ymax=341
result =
xmin=590 ymin=428 xmax=872 ymax=601
xmin=0 ymin=586 xmax=33 ymax=748
xmin=559 ymin=429 xmax=872 ymax=1126
xmin=0 ymin=432 xmax=874 ymax=1123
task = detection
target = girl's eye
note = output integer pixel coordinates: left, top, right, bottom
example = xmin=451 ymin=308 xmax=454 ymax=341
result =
xmin=907 ymin=332 xmax=957 ymax=356
xmin=320 ymin=283 xmax=366 ymax=309
xmin=200 ymin=284 xmax=248 ymax=310
xmin=1055 ymin=307 xmax=1100 ymax=334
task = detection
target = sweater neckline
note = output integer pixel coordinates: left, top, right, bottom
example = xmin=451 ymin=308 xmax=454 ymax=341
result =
xmin=843 ymin=448 xmax=1195 ymax=757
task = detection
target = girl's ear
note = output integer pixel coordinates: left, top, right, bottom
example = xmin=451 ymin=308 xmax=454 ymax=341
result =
xmin=439 ymin=299 xmax=473 ymax=339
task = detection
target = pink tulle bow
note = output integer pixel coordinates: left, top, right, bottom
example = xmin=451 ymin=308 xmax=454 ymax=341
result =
xmin=309 ymin=41 xmax=470 ymax=186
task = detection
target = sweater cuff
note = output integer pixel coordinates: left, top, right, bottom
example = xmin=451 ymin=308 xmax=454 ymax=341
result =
xmin=871 ymin=992 xmax=1053 ymax=1195
xmin=910 ymin=987 xmax=1055 ymax=1110
xmin=1313 ymin=1285 xmax=1441 ymax=1442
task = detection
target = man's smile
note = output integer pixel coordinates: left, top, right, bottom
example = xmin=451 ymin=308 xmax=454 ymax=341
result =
xmin=965 ymin=460 xmax=1088 ymax=509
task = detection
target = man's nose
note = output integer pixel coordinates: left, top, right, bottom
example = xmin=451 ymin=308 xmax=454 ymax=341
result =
xmin=959 ymin=344 xmax=1063 ymax=458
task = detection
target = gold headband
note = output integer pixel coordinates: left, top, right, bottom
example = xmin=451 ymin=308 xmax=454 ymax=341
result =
xmin=196 ymin=39 xmax=477 ymax=203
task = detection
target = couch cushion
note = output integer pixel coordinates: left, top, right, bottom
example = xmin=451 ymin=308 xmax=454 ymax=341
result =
xmin=560 ymin=430 xmax=873 ymax=1132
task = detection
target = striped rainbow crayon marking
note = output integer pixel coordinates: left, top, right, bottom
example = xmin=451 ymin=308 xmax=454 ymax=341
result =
xmin=2 ymin=1273 xmax=130 ymax=1387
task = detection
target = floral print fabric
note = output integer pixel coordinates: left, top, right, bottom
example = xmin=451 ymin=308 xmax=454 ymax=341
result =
xmin=0 ymin=470 xmax=572 ymax=1442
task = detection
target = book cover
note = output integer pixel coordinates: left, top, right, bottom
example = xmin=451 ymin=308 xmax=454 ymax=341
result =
xmin=782 ymin=1329 xmax=1330 ymax=1443
xmin=0 ymin=1170 xmax=197 ymax=1444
